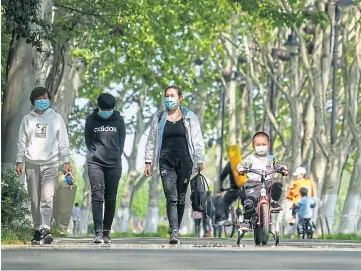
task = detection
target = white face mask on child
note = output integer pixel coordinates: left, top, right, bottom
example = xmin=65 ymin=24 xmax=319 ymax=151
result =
xmin=255 ymin=145 xmax=269 ymax=156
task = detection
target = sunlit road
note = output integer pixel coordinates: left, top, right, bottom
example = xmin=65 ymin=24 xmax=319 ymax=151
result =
xmin=2 ymin=238 xmax=361 ymax=270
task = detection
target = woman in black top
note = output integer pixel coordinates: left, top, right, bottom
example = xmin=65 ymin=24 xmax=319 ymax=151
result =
xmin=144 ymin=86 xmax=205 ymax=244
xmin=85 ymin=93 xmax=126 ymax=244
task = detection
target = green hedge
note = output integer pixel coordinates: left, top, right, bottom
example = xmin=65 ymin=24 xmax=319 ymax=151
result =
xmin=1 ymin=225 xmax=33 ymax=244
xmin=1 ymin=170 xmax=31 ymax=226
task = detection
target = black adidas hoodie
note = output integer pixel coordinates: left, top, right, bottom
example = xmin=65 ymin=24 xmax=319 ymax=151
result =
xmin=85 ymin=109 xmax=126 ymax=167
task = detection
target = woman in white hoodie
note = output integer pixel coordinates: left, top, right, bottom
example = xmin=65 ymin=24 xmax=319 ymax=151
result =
xmin=16 ymin=87 xmax=72 ymax=245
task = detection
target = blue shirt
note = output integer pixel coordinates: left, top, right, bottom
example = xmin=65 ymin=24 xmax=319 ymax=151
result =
xmin=298 ymin=196 xmax=316 ymax=219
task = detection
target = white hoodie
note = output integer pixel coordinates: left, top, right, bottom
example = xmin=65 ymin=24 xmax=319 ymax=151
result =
xmin=16 ymin=108 xmax=70 ymax=165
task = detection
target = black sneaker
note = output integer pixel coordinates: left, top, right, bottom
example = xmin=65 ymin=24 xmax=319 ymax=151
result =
xmin=169 ymin=230 xmax=180 ymax=245
xmin=93 ymin=232 xmax=103 ymax=244
xmin=40 ymin=228 xmax=53 ymax=245
xmin=31 ymin=230 xmax=41 ymax=245
xmin=103 ymin=231 xmax=111 ymax=244
xmin=271 ymin=201 xmax=283 ymax=211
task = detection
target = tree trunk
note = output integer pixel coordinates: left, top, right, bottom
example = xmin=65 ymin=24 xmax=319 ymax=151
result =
xmin=311 ymin=142 xmax=327 ymax=231
xmin=33 ymin=0 xmax=53 ymax=88
xmin=319 ymin=13 xmax=359 ymax=231
xmin=337 ymin=151 xmax=361 ymax=233
xmin=116 ymin=170 xmax=138 ymax=232
xmin=1 ymin=39 xmax=36 ymax=168
xmin=302 ymin=93 xmax=315 ymax=170
xmin=214 ymin=89 xmax=225 ymax=194
xmin=223 ymin=19 xmax=238 ymax=145
xmin=243 ymin=35 xmax=256 ymax=137
xmin=144 ymin=172 xmax=161 ymax=233
xmin=228 ymin=80 xmax=237 ymax=145
xmin=320 ymin=145 xmax=351 ymax=232
xmin=116 ymin=90 xmax=152 ymax=232
xmin=180 ymin=186 xmax=194 ymax=234
xmin=51 ymin=46 xmax=84 ymax=125
xmin=288 ymin=53 xmax=303 ymax=173
xmin=237 ymin=86 xmax=247 ymax=146
xmin=80 ymin=161 xmax=92 ymax=234
xmin=1 ymin=0 xmax=53 ymax=170
xmin=338 ymin=16 xmax=361 ymax=234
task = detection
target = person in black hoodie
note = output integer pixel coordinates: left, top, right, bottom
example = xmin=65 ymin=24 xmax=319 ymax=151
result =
xmin=85 ymin=93 xmax=126 ymax=244
xmin=218 ymin=161 xmax=246 ymax=226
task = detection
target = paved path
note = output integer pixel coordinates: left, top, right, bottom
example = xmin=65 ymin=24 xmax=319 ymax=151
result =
xmin=2 ymin=238 xmax=361 ymax=270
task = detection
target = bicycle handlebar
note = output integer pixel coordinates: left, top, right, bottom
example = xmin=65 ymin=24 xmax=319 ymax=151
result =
xmin=246 ymin=168 xmax=279 ymax=176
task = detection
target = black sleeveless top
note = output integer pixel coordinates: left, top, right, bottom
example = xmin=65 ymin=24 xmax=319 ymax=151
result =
xmin=161 ymin=119 xmax=189 ymax=152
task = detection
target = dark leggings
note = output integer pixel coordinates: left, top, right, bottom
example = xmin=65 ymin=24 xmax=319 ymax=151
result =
xmin=194 ymin=214 xmax=208 ymax=237
xmin=88 ymin=163 xmax=122 ymax=234
xmin=213 ymin=215 xmax=223 ymax=238
xmin=222 ymin=189 xmax=246 ymax=219
xmin=243 ymin=182 xmax=283 ymax=219
xmin=159 ymin=150 xmax=193 ymax=232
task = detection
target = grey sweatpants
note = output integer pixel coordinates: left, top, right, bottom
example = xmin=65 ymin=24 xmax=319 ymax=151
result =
xmin=25 ymin=161 xmax=58 ymax=231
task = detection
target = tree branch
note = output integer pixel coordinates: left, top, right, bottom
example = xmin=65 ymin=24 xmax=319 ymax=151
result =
xmin=53 ymin=3 xmax=119 ymax=17
xmin=260 ymin=52 xmax=291 ymax=102
xmin=220 ymin=33 xmax=240 ymax=49
xmin=316 ymin=135 xmax=330 ymax=159
xmin=293 ymin=28 xmax=315 ymax=88
xmin=133 ymin=175 xmax=148 ymax=193
xmin=123 ymin=151 xmax=129 ymax=165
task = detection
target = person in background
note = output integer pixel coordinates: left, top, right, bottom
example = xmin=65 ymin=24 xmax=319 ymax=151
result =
xmin=296 ymin=187 xmax=316 ymax=234
xmin=85 ymin=93 xmax=126 ymax=244
xmin=144 ymin=85 xmax=205 ymax=245
xmin=218 ymin=159 xmax=246 ymax=226
xmin=16 ymin=87 xmax=72 ymax=245
xmin=72 ymin=202 xmax=81 ymax=235
xmin=212 ymin=191 xmax=225 ymax=238
xmin=286 ymin=166 xmax=316 ymax=225
xmin=192 ymin=211 xmax=204 ymax=237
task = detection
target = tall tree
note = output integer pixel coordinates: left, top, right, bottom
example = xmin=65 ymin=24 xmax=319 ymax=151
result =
xmin=1 ymin=0 xmax=53 ymax=168
xmin=338 ymin=19 xmax=361 ymax=233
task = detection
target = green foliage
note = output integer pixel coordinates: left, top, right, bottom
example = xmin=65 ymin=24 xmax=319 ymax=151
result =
xmin=66 ymin=0 xmax=233 ymax=152
xmin=320 ymin=234 xmax=361 ymax=241
xmin=131 ymin=179 xmax=166 ymax=219
xmin=115 ymin=177 xmax=127 ymax=213
xmin=1 ymin=225 xmax=33 ymax=244
xmin=131 ymin=182 xmax=149 ymax=219
xmin=1 ymin=0 xmax=53 ymax=52
xmin=233 ymin=0 xmax=328 ymax=31
xmin=68 ymin=103 xmax=93 ymax=154
xmin=1 ymin=6 xmax=11 ymax=96
xmin=334 ymin=165 xmax=352 ymax=231
xmin=74 ymin=163 xmax=85 ymax=205
xmin=1 ymin=170 xmax=31 ymax=227
xmin=235 ymin=0 xmax=302 ymax=27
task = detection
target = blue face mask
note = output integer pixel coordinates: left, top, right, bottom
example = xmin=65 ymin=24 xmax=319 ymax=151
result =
xmin=34 ymin=99 xmax=50 ymax=111
xmin=164 ymin=97 xmax=179 ymax=110
xmin=98 ymin=109 xmax=113 ymax=119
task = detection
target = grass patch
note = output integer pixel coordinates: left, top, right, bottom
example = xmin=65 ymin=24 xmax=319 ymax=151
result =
xmin=1 ymin=225 xmax=33 ymax=245
xmin=51 ymin=228 xmax=68 ymax=238
xmin=1 ymin=225 xmax=68 ymax=244
xmin=319 ymin=234 xmax=361 ymax=241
